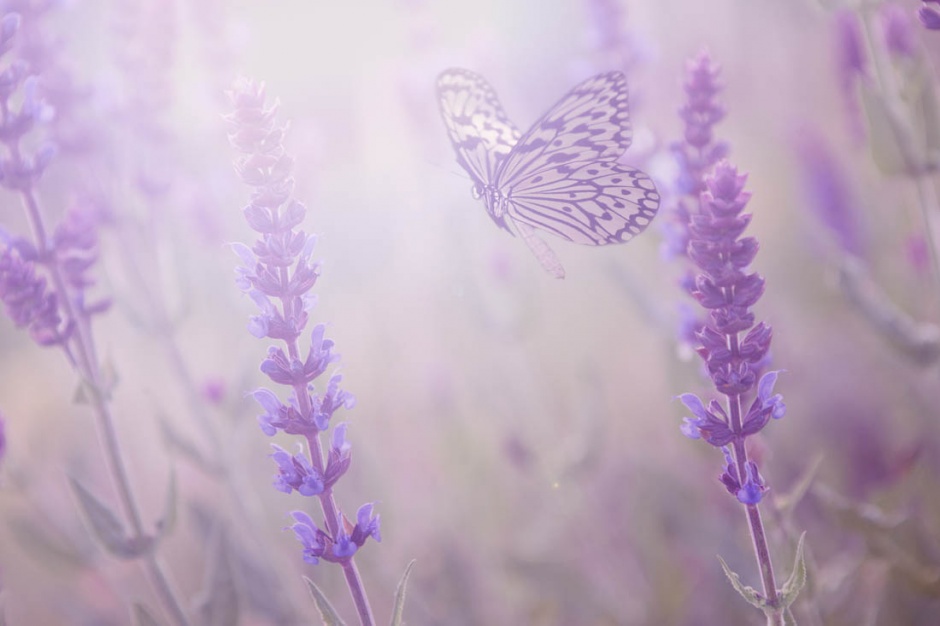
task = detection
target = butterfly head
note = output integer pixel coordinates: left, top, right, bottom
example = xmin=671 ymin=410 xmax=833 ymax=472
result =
xmin=471 ymin=182 xmax=511 ymax=230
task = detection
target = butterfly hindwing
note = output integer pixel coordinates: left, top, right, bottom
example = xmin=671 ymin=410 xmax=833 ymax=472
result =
xmin=436 ymin=68 xmax=521 ymax=188
xmin=509 ymin=160 xmax=660 ymax=245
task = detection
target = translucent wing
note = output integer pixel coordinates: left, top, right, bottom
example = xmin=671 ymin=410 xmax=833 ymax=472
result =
xmin=508 ymin=161 xmax=660 ymax=245
xmin=496 ymin=72 xmax=660 ymax=245
xmin=436 ymin=68 xmax=521 ymax=188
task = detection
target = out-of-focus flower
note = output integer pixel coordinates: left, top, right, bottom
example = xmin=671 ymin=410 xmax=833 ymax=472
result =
xmin=0 ymin=244 xmax=69 ymax=346
xmin=795 ymin=130 xmax=867 ymax=258
xmin=880 ymin=4 xmax=916 ymax=58
xmin=834 ymin=9 xmax=868 ymax=141
xmin=920 ymin=1 xmax=940 ymax=30
xmin=664 ymin=51 xmax=728 ymax=355
xmin=671 ymin=51 xmax=728 ymax=197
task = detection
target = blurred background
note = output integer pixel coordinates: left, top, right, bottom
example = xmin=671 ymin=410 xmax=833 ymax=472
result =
xmin=1 ymin=0 xmax=939 ymax=624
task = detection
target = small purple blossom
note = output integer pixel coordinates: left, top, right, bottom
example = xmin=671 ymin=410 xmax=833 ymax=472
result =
xmin=735 ymin=461 xmax=767 ymax=505
xmin=271 ymin=444 xmax=324 ymax=496
xmin=290 ymin=510 xmax=329 ymax=565
xmin=289 ymin=503 xmax=381 ymax=565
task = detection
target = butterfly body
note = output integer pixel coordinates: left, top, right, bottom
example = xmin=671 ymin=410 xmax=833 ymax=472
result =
xmin=437 ymin=68 xmax=660 ymax=278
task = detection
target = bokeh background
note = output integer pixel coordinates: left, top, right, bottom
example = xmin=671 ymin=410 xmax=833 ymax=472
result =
xmin=1 ymin=0 xmax=939 ymax=624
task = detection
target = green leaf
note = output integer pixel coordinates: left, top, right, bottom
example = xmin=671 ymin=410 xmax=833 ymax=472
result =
xmin=303 ymin=577 xmax=347 ymax=626
xmin=774 ymin=457 xmax=822 ymax=517
xmin=779 ymin=532 xmax=808 ymax=608
xmin=195 ymin=528 xmax=240 ymax=626
xmin=717 ymin=554 xmax=767 ymax=609
xmin=156 ymin=469 xmax=178 ymax=539
xmin=859 ymin=83 xmax=910 ymax=175
xmin=132 ymin=602 xmax=162 ymax=626
xmin=914 ymin=65 xmax=940 ymax=170
xmin=70 ymin=477 xmax=128 ymax=555
xmin=390 ymin=560 xmax=416 ymax=626
xmin=782 ymin=606 xmax=798 ymax=626
xmin=157 ymin=415 xmax=223 ymax=477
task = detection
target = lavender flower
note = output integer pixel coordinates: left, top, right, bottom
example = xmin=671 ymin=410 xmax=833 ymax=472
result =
xmin=677 ymin=160 xmax=795 ymax=618
xmin=226 ymin=78 xmax=378 ymax=624
xmin=672 ymin=51 xmax=727 ymax=199
xmin=0 ymin=8 xmax=189 ymax=624
xmin=921 ymin=1 xmax=940 ymax=30
xmin=663 ymin=51 xmax=728 ymax=354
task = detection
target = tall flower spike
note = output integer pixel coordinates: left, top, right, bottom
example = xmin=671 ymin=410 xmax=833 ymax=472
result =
xmin=227 ymin=78 xmax=378 ymax=625
xmin=678 ymin=158 xmax=795 ymax=619
xmin=664 ymin=51 xmax=728 ymax=355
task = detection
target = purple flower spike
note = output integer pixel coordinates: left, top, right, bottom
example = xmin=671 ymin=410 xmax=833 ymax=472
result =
xmin=229 ymin=79 xmax=378 ymax=621
xmin=670 ymin=53 xmax=793 ymax=616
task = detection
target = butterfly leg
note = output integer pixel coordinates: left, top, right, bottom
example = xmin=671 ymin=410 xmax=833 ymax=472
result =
xmin=512 ymin=220 xmax=566 ymax=279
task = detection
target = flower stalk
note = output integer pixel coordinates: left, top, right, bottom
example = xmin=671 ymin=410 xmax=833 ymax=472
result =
xmin=226 ymin=78 xmax=379 ymax=626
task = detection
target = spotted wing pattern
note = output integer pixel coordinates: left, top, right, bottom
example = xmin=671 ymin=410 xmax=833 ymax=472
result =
xmin=437 ymin=68 xmax=660 ymax=275
xmin=436 ymin=69 xmax=521 ymax=188
xmin=497 ymin=72 xmax=659 ymax=245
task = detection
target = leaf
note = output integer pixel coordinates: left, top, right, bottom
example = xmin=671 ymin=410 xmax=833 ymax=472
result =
xmin=859 ymin=83 xmax=910 ymax=175
xmin=158 ymin=415 xmax=223 ymax=477
xmin=195 ymin=527 xmax=240 ymax=626
xmin=303 ymin=577 xmax=347 ymax=626
xmin=390 ymin=560 xmax=416 ymax=626
xmin=717 ymin=554 xmax=767 ymax=610
xmin=132 ymin=603 xmax=162 ymax=626
xmin=782 ymin=606 xmax=798 ymax=626
xmin=774 ymin=457 xmax=822 ymax=517
xmin=778 ymin=532 xmax=808 ymax=608
xmin=6 ymin=513 xmax=91 ymax=569
xmin=72 ymin=377 xmax=99 ymax=406
xmin=156 ymin=469 xmax=178 ymax=539
xmin=913 ymin=65 xmax=940 ymax=170
xmin=69 ymin=477 xmax=139 ymax=558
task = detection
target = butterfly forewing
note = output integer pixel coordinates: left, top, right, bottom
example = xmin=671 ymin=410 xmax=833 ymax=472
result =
xmin=436 ymin=69 xmax=521 ymax=187
xmin=495 ymin=72 xmax=632 ymax=188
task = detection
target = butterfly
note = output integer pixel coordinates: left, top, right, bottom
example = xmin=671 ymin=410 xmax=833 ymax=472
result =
xmin=437 ymin=68 xmax=660 ymax=278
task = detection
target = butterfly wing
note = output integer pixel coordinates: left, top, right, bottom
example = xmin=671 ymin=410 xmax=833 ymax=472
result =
xmin=496 ymin=71 xmax=660 ymax=245
xmin=437 ymin=68 xmax=521 ymax=213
